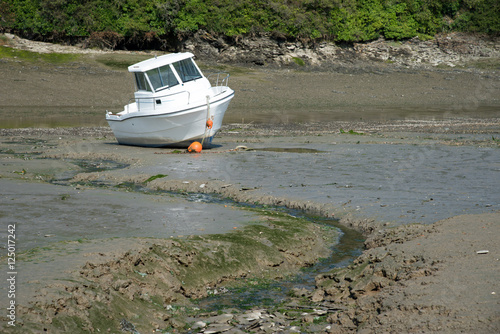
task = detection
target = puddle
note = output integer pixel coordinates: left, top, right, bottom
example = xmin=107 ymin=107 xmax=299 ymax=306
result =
xmin=253 ymin=147 xmax=325 ymax=153
xmin=50 ymin=158 xmax=130 ymax=184
xmin=71 ymin=159 xmax=130 ymax=173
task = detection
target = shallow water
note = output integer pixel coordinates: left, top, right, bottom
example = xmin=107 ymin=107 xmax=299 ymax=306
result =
xmin=225 ymin=105 xmax=500 ymax=124
xmin=1 ymin=105 xmax=499 ymax=128
xmin=0 ymin=179 xmax=259 ymax=252
xmin=140 ymin=141 xmax=500 ymax=225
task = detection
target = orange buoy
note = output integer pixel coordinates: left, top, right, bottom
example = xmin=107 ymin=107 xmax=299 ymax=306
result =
xmin=206 ymin=119 xmax=213 ymax=129
xmin=187 ymin=141 xmax=202 ymax=153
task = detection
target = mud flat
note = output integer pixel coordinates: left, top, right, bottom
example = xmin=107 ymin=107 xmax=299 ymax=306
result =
xmin=0 ymin=35 xmax=499 ymax=333
xmin=0 ymin=123 xmax=499 ymax=333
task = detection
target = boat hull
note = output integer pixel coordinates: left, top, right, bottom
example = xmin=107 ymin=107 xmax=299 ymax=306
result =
xmin=106 ymin=91 xmax=234 ymax=148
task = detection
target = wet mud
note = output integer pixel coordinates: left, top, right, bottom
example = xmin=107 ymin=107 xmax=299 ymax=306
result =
xmin=1 ymin=124 xmax=499 ymax=333
xmin=0 ymin=36 xmax=499 ymax=333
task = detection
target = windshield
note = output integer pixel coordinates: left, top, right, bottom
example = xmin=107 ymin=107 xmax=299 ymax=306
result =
xmin=173 ymin=58 xmax=202 ymax=83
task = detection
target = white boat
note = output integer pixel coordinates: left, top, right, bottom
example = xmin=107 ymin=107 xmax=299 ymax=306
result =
xmin=106 ymin=52 xmax=234 ymax=147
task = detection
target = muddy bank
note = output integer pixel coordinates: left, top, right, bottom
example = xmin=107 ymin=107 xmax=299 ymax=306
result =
xmin=180 ymin=212 xmax=499 ymax=334
xmin=314 ymin=212 xmax=500 ymax=334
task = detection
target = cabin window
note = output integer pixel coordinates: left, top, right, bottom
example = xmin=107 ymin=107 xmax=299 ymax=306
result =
xmin=134 ymin=72 xmax=152 ymax=92
xmin=146 ymin=68 xmax=162 ymax=91
xmin=145 ymin=65 xmax=179 ymax=92
xmin=159 ymin=65 xmax=179 ymax=88
xmin=173 ymin=58 xmax=202 ymax=83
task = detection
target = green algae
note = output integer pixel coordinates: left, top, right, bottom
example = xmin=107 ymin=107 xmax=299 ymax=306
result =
xmin=144 ymin=174 xmax=168 ymax=183
xmin=0 ymin=45 xmax=79 ymax=63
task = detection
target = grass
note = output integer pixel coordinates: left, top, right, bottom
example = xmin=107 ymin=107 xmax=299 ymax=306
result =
xmin=0 ymin=45 xmax=79 ymax=63
xmin=94 ymin=53 xmax=152 ymax=70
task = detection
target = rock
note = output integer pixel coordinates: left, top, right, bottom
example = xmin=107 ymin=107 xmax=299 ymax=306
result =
xmin=192 ymin=321 xmax=207 ymax=329
xmin=204 ymin=323 xmax=233 ymax=333
xmin=168 ymin=317 xmax=186 ymax=329
xmin=311 ymin=288 xmax=325 ymax=302
xmin=181 ymin=31 xmax=499 ymax=69
xmin=325 ymin=323 xmax=345 ymax=334
xmin=302 ymin=314 xmax=316 ymax=323
xmin=111 ymin=279 xmax=130 ymax=291
xmin=205 ymin=313 xmax=234 ymax=324
xmin=244 ymin=310 xmax=262 ymax=321
xmin=291 ymin=287 xmax=310 ymax=297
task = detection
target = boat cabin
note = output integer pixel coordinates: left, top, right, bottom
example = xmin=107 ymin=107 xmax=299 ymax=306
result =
xmin=106 ymin=51 xmax=234 ymax=147
xmin=127 ymin=52 xmax=211 ymax=111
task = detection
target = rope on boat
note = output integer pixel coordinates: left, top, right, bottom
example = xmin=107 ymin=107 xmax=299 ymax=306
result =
xmin=187 ymin=95 xmax=215 ymax=153
xmin=201 ymin=95 xmax=211 ymax=148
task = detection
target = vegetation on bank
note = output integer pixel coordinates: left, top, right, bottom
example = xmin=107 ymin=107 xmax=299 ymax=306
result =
xmin=0 ymin=0 xmax=499 ymax=49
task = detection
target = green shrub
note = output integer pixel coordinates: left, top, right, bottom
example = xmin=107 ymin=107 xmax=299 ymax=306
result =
xmin=0 ymin=0 xmax=498 ymax=46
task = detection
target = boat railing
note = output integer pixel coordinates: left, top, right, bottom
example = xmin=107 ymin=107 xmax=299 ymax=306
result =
xmin=206 ymin=72 xmax=230 ymax=87
xmin=125 ymin=90 xmax=191 ymax=113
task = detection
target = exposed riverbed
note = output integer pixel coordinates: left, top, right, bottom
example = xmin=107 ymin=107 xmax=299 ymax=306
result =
xmin=0 ymin=35 xmax=499 ymax=333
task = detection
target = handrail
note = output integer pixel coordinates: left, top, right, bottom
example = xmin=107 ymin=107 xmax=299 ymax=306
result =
xmin=125 ymin=90 xmax=191 ymax=113
xmin=206 ymin=72 xmax=230 ymax=87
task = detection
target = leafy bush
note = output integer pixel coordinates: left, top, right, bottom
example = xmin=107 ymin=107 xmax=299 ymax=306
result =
xmin=0 ymin=0 xmax=498 ymax=47
xmin=451 ymin=0 xmax=500 ymax=34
